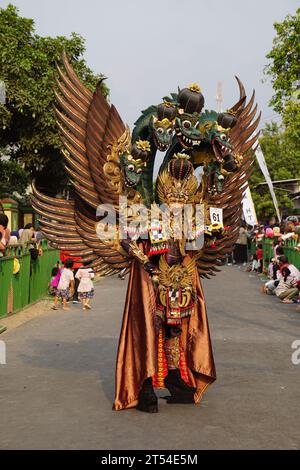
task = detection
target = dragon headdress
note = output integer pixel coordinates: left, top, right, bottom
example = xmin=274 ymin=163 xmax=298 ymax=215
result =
xmin=31 ymin=51 xmax=260 ymax=278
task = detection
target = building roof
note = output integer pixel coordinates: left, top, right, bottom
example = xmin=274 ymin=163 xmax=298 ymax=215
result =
xmin=0 ymin=198 xmax=18 ymax=205
xmin=256 ymin=179 xmax=300 ymax=187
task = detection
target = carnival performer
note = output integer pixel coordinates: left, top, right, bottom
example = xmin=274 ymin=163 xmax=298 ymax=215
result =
xmin=114 ymin=154 xmax=216 ymax=412
xmin=32 ymin=51 xmax=260 ymax=413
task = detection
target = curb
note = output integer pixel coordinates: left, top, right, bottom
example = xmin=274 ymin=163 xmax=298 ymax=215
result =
xmin=0 ymin=324 xmax=7 ymax=335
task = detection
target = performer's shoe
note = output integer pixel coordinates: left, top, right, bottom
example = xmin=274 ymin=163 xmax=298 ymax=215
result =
xmin=136 ymin=377 xmax=158 ymax=413
xmin=165 ymin=394 xmax=195 ymax=404
xmin=164 ymin=369 xmax=196 ymax=404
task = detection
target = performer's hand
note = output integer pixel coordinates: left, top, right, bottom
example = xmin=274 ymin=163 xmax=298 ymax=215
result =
xmin=144 ymin=261 xmax=157 ymax=276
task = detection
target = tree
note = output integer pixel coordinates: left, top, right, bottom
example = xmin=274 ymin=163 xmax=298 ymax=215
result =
xmin=0 ymin=159 xmax=30 ymax=199
xmin=265 ymin=8 xmax=300 ymax=116
xmin=0 ymin=4 xmax=109 ymax=195
xmin=249 ymin=123 xmax=295 ymax=220
xmin=250 ymin=8 xmax=300 ymax=220
xmin=264 ymin=7 xmax=300 ymax=150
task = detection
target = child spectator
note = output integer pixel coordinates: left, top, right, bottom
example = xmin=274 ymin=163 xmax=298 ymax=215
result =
xmin=251 ymin=254 xmax=259 ymax=272
xmin=264 ymin=258 xmax=272 ymax=277
xmin=256 ymin=244 xmax=263 ymax=273
xmin=75 ymin=266 xmax=95 ymax=310
xmin=60 ymin=250 xmax=82 ymax=304
xmin=274 ymin=267 xmax=298 ymax=303
xmin=272 ymin=258 xmax=279 ymax=281
xmin=270 ymin=258 xmax=279 ymax=280
xmin=273 ymin=238 xmax=284 ymax=260
xmin=52 ymin=258 xmax=74 ymax=311
xmin=49 ymin=263 xmax=61 ymax=296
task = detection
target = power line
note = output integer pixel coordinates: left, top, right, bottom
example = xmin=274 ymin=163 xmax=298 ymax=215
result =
xmin=260 ymin=114 xmax=281 ymax=121
xmin=260 ymin=113 xmax=282 ymax=124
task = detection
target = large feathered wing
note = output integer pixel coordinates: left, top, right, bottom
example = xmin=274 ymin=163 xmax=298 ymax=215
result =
xmin=31 ymin=51 xmax=132 ymax=274
xmin=195 ymin=86 xmax=260 ymax=278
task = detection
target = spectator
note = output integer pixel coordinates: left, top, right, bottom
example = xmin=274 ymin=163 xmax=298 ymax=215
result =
xmin=10 ymin=230 xmax=20 ymax=239
xmin=35 ymin=230 xmax=45 ymax=244
xmin=60 ymin=250 xmax=82 ymax=304
xmin=255 ymin=225 xmax=265 ymax=244
xmin=256 ymin=243 xmax=263 ymax=273
xmin=273 ymin=226 xmax=281 ymax=236
xmin=277 ymin=255 xmax=300 ymax=280
xmin=20 ymin=223 xmax=35 ymax=247
xmin=274 ymin=267 xmax=299 ymax=303
xmin=20 ymin=223 xmax=39 ymax=261
xmin=52 ymin=258 xmax=74 ymax=311
xmin=234 ymin=223 xmax=248 ymax=265
xmin=251 ymin=254 xmax=259 ymax=272
xmin=264 ymin=257 xmax=272 ymax=277
xmin=263 ymin=255 xmax=300 ymax=293
xmin=270 ymin=258 xmax=280 ymax=280
xmin=75 ymin=265 xmax=95 ymax=310
xmin=0 ymin=214 xmax=10 ymax=256
xmin=8 ymin=235 xmax=18 ymax=246
xmin=265 ymin=227 xmax=274 ymax=238
xmin=273 ymin=239 xmax=284 ymax=260
xmin=49 ymin=263 xmax=62 ymax=296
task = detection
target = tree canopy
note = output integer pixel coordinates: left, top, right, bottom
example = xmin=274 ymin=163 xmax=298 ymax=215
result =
xmin=0 ymin=4 xmax=108 ymax=196
xmin=249 ymin=123 xmax=295 ymax=220
xmin=0 ymin=159 xmax=30 ymax=199
xmin=250 ymin=8 xmax=300 ymax=221
xmin=265 ymin=8 xmax=300 ymax=116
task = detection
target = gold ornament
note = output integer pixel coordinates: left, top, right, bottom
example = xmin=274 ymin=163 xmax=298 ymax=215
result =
xmin=103 ymin=127 xmax=142 ymax=205
xmin=136 ymin=140 xmax=151 ymax=152
xmin=188 ymin=83 xmax=201 ymax=93
xmin=156 ymin=170 xmax=198 ymax=205
xmin=157 ymin=255 xmax=195 ymax=308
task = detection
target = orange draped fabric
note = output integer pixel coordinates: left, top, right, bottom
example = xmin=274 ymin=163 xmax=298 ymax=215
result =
xmin=113 ymin=257 xmax=216 ymax=410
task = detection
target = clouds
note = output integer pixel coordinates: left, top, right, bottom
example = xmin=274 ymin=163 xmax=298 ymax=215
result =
xmin=2 ymin=0 xmax=298 ymax=127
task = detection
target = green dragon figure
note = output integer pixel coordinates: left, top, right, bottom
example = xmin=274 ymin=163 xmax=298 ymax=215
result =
xmin=198 ymin=110 xmax=232 ymax=161
xmin=175 ymin=111 xmax=202 ymax=149
xmin=119 ymin=152 xmax=144 ymax=189
xmin=132 ymin=103 xmax=176 ymax=206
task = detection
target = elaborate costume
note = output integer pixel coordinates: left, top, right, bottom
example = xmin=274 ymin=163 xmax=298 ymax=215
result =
xmin=32 ymin=52 xmax=260 ymax=412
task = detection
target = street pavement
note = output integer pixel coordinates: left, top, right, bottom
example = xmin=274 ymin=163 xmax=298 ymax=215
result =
xmin=0 ymin=266 xmax=299 ymax=450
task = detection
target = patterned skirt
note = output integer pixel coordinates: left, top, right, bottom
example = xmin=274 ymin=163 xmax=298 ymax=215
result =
xmin=56 ymin=288 xmax=69 ymax=299
xmin=78 ymin=289 xmax=94 ymax=299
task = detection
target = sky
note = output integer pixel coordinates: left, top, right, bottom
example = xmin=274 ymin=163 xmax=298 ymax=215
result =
xmin=1 ymin=0 xmax=298 ymax=129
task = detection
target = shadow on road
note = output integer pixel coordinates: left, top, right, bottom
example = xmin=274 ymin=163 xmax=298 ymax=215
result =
xmin=19 ymin=336 xmax=118 ymax=402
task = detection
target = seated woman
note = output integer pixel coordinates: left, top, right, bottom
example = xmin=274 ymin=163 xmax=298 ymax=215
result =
xmin=274 ymin=267 xmax=299 ymax=303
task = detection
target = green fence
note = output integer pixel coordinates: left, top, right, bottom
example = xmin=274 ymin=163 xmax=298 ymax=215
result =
xmin=261 ymin=237 xmax=300 ymax=270
xmin=0 ymin=240 xmax=60 ymax=318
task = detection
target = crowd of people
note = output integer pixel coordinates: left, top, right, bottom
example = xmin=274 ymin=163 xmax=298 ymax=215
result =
xmin=4 ymin=210 xmax=300 ymax=313
xmin=232 ymin=219 xmax=300 ymax=311
xmin=0 ymin=213 xmax=44 ymax=259
xmin=49 ymin=254 xmax=95 ymax=312
xmin=1 ymin=212 xmax=96 ymax=311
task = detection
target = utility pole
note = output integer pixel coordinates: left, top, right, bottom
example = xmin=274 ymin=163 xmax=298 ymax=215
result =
xmin=216 ymin=81 xmax=223 ymax=113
